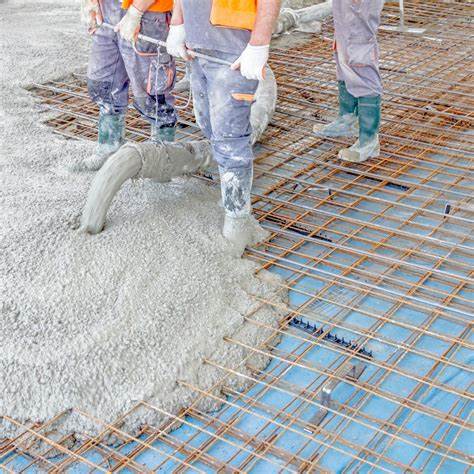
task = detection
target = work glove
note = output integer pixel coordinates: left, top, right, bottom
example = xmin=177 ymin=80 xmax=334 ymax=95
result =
xmin=81 ymin=0 xmax=103 ymax=34
xmin=166 ymin=24 xmax=190 ymax=60
xmin=231 ymin=44 xmax=269 ymax=81
xmin=114 ymin=5 xmax=143 ymax=43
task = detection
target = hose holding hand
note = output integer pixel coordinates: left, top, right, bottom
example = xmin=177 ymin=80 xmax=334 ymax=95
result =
xmin=231 ymin=44 xmax=269 ymax=82
xmin=166 ymin=24 xmax=190 ymax=61
xmin=81 ymin=0 xmax=103 ymax=35
xmin=114 ymin=5 xmax=143 ymax=43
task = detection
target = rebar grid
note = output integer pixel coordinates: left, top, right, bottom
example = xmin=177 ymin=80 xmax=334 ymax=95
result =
xmin=2 ymin=1 xmax=473 ymax=472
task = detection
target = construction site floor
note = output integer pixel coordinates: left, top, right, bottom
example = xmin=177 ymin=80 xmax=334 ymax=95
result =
xmin=1 ymin=1 xmax=473 ymax=472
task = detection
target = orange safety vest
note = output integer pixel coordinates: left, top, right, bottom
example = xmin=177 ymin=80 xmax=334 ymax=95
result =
xmin=121 ymin=0 xmax=173 ymax=13
xmin=210 ymin=0 xmax=257 ymax=31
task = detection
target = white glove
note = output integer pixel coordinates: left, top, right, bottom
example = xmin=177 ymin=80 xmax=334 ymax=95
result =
xmin=114 ymin=5 xmax=143 ymax=43
xmin=166 ymin=24 xmax=189 ymax=60
xmin=231 ymin=44 xmax=269 ymax=81
xmin=81 ymin=0 xmax=102 ymax=34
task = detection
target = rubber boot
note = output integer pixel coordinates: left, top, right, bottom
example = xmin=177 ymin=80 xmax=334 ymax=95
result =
xmin=314 ymin=81 xmax=359 ymax=138
xmin=339 ymin=95 xmax=381 ymax=163
xmin=150 ymin=124 xmax=176 ymax=143
xmin=220 ymin=166 xmax=255 ymax=257
xmin=149 ymin=95 xmax=177 ymax=143
xmin=75 ymin=111 xmax=125 ymax=171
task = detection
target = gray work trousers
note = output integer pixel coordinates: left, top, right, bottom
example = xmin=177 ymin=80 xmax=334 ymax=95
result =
xmin=87 ymin=0 xmax=176 ymax=127
xmin=333 ymin=0 xmax=384 ymax=97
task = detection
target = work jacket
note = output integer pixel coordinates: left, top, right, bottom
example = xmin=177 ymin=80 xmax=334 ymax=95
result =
xmin=122 ymin=0 xmax=173 ymax=13
xmin=210 ymin=0 xmax=257 ymax=30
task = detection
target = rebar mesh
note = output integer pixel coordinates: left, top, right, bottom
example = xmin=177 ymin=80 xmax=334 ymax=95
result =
xmin=2 ymin=1 xmax=473 ymax=472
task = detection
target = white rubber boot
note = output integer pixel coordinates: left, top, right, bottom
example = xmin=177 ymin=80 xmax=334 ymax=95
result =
xmin=223 ymin=214 xmax=252 ymax=257
xmin=220 ymin=167 xmax=267 ymax=257
xmin=338 ymin=134 xmax=380 ymax=163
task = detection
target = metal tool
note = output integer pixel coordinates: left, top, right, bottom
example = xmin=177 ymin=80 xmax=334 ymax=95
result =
xmin=289 ymin=317 xmax=371 ymax=431
xmin=304 ymin=362 xmax=367 ymax=432
xmin=289 ymin=317 xmax=373 ymax=359
xmin=380 ymin=0 xmax=426 ymax=34
xmin=101 ymin=22 xmax=233 ymax=66
xmin=101 ymin=22 xmax=267 ymax=79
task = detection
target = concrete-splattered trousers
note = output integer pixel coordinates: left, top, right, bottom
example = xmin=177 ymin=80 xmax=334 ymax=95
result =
xmin=87 ymin=0 xmax=177 ymax=128
xmin=189 ymin=50 xmax=259 ymax=173
xmin=333 ymin=0 xmax=384 ymax=97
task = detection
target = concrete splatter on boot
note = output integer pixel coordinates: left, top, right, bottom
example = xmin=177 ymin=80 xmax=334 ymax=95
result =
xmin=220 ymin=167 xmax=268 ymax=257
xmin=150 ymin=124 xmax=176 ymax=143
xmin=339 ymin=95 xmax=381 ymax=163
xmin=72 ymin=110 xmax=125 ymax=172
xmin=314 ymin=81 xmax=359 ymax=138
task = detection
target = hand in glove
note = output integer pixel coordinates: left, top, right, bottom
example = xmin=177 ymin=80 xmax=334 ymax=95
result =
xmin=81 ymin=0 xmax=103 ymax=34
xmin=231 ymin=44 xmax=269 ymax=81
xmin=114 ymin=5 xmax=143 ymax=43
xmin=166 ymin=24 xmax=190 ymax=60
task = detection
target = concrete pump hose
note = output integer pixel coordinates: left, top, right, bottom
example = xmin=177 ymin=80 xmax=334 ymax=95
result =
xmin=251 ymin=66 xmax=277 ymax=145
xmin=273 ymin=1 xmax=333 ymax=35
xmin=80 ymin=141 xmax=213 ymax=235
xmin=295 ymin=0 xmax=333 ymax=23
xmin=80 ymin=143 xmax=143 ymax=234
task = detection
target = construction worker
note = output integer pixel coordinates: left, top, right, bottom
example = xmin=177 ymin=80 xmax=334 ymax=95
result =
xmin=315 ymin=0 xmax=384 ymax=163
xmin=166 ymin=0 xmax=280 ymax=255
xmin=78 ymin=0 xmax=176 ymax=171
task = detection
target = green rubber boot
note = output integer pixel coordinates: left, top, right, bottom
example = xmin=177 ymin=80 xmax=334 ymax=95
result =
xmin=74 ymin=111 xmax=125 ymax=171
xmin=150 ymin=125 xmax=176 ymax=143
xmin=314 ymin=81 xmax=359 ymax=138
xmin=339 ymin=95 xmax=381 ymax=163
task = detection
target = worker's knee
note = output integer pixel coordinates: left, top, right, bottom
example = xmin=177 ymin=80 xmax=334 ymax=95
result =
xmin=210 ymin=86 xmax=255 ymax=169
xmin=210 ymin=89 xmax=254 ymax=144
xmin=87 ymin=79 xmax=128 ymax=115
xmin=194 ymin=100 xmax=212 ymax=140
xmin=189 ymin=62 xmax=211 ymax=138
xmin=133 ymin=94 xmax=177 ymax=127
xmin=212 ymin=136 xmax=254 ymax=169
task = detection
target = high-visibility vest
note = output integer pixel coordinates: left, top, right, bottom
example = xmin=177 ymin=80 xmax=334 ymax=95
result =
xmin=121 ymin=0 xmax=173 ymax=13
xmin=210 ymin=0 xmax=257 ymax=31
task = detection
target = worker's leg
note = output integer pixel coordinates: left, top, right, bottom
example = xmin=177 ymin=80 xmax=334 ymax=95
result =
xmin=332 ymin=0 xmax=384 ymax=162
xmin=81 ymin=0 xmax=129 ymax=171
xmin=188 ymin=58 xmax=212 ymax=141
xmin=200 ymin=51 xmax=259 ymax=255
xmin=333 ymin=0 xmax=384 ymax=98
xmin=339 ymin=94 xmax=381 ymax=162
xmin=314 ymin=78 xmax=359 ymax=138
xmin=119 ymin=11 xmax=177 ymax=142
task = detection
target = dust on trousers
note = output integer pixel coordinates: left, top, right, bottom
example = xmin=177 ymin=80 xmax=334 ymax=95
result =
xmin=189 ymin=50 xmax=258 ymax=172
xmin=87 ymin=0 xmax=177 ymax=127
xmin=333 ymin=0 xmax=384 ymax=98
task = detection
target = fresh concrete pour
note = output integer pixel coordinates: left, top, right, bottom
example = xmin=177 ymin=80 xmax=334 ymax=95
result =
xmin=0 ymin=1 xmax=287 ymax=441
xmin=1 ymin=175 xmax=286 ymax=440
